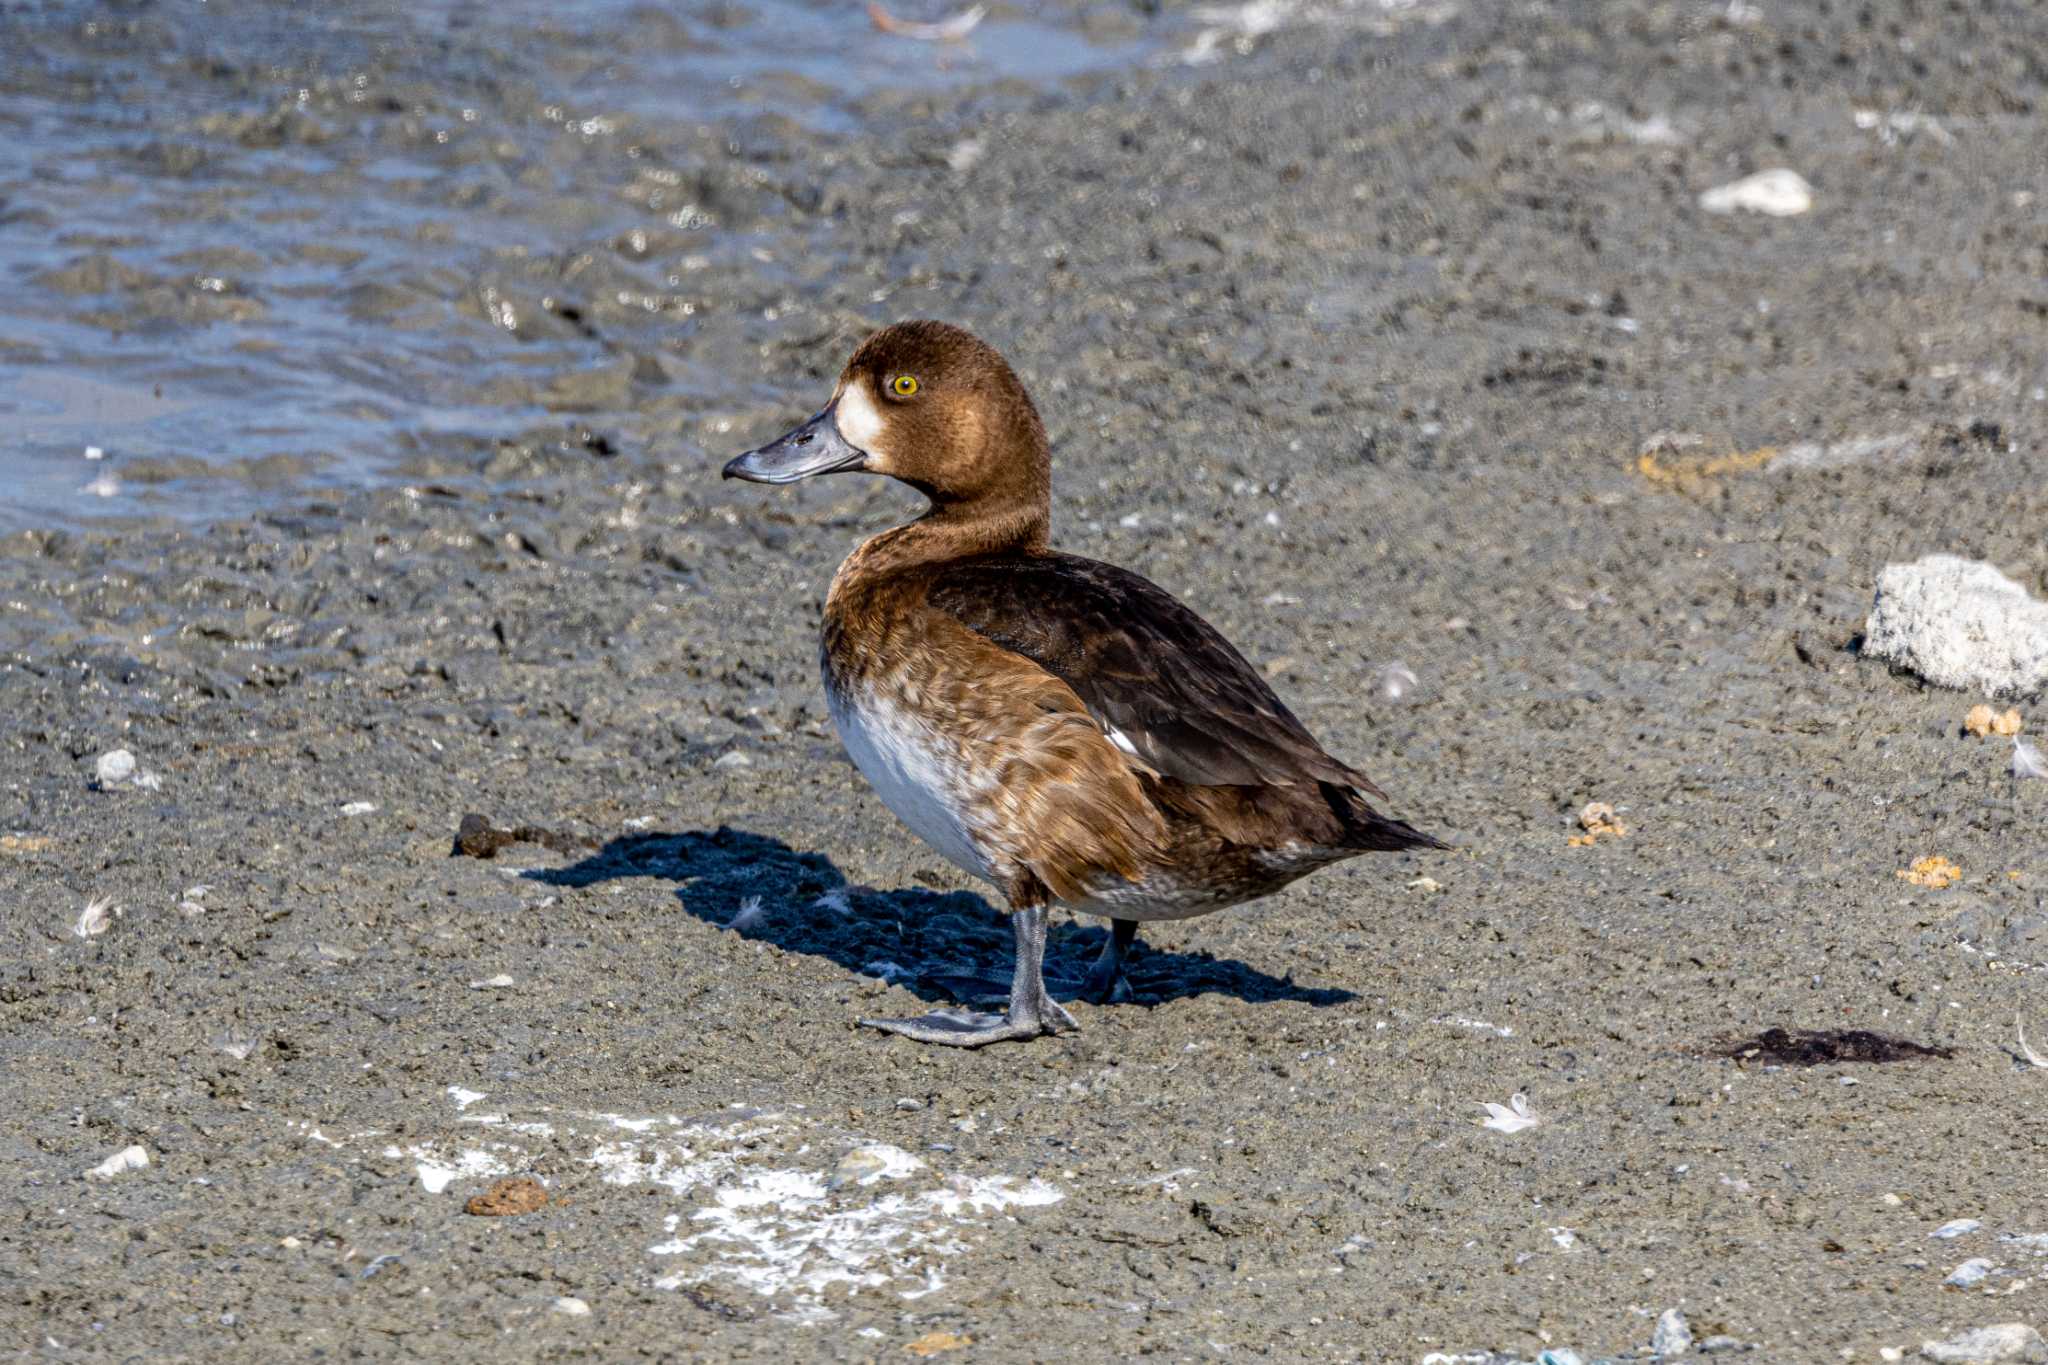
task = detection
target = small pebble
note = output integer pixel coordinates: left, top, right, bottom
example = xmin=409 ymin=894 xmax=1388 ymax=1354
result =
xmin=894 ymin=1097 xmax=925 ymax=1111
xmin=712 ymin=750 xmax=753 ymax=770
xmin=94 ymin=749 xmax=136 ymax=786
xmin=1933 ymin=1219 xmax=1984 ymax=1239
xmin=1699 ymin=168 xmax=1814 ymax=216
xmin=470 ymin=974 xmax=516 ymax=989
xmin=551 ymin=1296 xmax=591 ymax=1317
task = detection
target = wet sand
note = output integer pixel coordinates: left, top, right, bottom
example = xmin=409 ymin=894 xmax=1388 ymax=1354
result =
xmin=4 ymin=1 xmax=2048 ymax=1360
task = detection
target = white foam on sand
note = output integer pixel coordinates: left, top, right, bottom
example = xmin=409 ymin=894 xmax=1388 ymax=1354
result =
xmin=286 ymin=1097 xmax=1058 ymax=1316
xmin=651 ymin=1168 xmax=1062 ymax=1305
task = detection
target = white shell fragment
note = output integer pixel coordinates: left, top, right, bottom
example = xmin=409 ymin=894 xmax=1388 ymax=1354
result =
xmin=1699 ymin=168 xmax=1814 ymax=217
xmin=1933 ymin=1219 xmax=1984 ymax=1240
xmin=469 ymin=974 xmax=516 ymax=990
xmin=73 ymin=896 xmax=117 ymax=938
xmin=86 ymin=1144 xmax=150 ymax=1180
xmin=551 ymin=1297 xmax=592 ymax=1317
xmin=1864 ymin=556 xmax=2048 ymax=697
xmin=339 ymin=801 xmax=378 ymax=816
xmin=1476 ymin=1093 xmax=1540 ymax=1133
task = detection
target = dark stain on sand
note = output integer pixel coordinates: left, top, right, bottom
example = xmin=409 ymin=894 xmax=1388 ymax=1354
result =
xmin=1722 ymin=1027 xmax=1956 ymax=1067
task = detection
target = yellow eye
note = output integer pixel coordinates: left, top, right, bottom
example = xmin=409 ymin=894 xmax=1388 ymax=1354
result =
xmin=891 ymin=374 xmax=919 ymax=397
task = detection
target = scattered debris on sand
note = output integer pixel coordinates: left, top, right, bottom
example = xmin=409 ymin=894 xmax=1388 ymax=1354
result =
xmin=905 ymin=1331 xmax=974 ymax=1356
xmin=452 ymin=812 xmax=597 ymax=859
xmin=1723 ymin=1028 xmax=1955 ymax=1067
xmin=465 ymin=1176 xmax=550 ymax=1217
xmin=1966 ymin=705 xmax=2025 ymax=738
xmin=1568 ymin=801 xmax=1628 ymax=846
xmin=1900 ymin=855 xmax=1963 ymax=889
xmin=866 ymin=2 xmax=983 ymax=41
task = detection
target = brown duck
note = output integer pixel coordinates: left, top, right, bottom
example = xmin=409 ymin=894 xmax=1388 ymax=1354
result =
xmin=724 ymin=320 xmax=1443 ymax=1046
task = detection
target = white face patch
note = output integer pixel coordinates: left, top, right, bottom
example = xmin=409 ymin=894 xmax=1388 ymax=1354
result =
xmin=833 ymin=380 xmax=888 ymax=466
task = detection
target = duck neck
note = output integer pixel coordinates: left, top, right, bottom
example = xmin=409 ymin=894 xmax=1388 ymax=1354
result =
xmin=918 ymin=492 xmax=1050 ymax=557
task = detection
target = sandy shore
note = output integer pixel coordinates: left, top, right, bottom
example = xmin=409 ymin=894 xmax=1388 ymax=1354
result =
xmin=4 ymin=1 xmax=2047 ymax=1359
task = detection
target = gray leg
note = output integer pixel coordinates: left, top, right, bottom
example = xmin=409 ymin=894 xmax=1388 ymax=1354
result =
xmin=1079 ymin=918 xmax=1139 ymax=1005
xmin=861 ymin=905 xmax=1079 ymax=1047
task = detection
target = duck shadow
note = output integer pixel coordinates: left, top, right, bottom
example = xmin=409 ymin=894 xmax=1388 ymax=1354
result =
xmin=528 ymin=827 xmax=1355 ymax=1010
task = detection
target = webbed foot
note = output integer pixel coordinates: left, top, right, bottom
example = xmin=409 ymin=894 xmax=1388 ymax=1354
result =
xmin=859 ymin=904 xmax=1077 ymax=1048
xmin=860 ymin=997 xmax=1076 ymax=1048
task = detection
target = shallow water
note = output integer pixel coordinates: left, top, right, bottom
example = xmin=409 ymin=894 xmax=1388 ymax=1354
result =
xmin=0 ymin=0 xmax=1169 ymax=530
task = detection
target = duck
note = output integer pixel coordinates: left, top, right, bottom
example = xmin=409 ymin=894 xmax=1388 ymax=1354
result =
xmin=724 ymin=320 xmax=1444 ymax=1047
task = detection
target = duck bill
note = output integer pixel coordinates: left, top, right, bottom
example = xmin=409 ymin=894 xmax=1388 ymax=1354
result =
xmin=722 ymin=403 xmax=867 ymax=484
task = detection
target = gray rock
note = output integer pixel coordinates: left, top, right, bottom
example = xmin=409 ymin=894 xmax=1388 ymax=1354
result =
xmin=1920 ymin=1324 xmax=2048 ymax=1364
xmin=1655 ymin=1307 xmax=1694 ymax=1356
xmin=1864 ymin=555 xmax=2048 ymax=697
xmin=1946 ymin=1258 xmax=1996 ymax=1288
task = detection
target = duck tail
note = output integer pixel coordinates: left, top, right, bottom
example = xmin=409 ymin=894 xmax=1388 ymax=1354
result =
xmin=1323 ymin=783 xmax=1450 ymax=853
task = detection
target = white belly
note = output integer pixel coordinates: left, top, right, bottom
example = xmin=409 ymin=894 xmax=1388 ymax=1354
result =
xmin=828 ymin=687 xmax=991 ymax=881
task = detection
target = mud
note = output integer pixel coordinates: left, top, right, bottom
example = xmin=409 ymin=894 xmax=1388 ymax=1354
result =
xmin=4 ymin=0 xmax=2048 ymax=1362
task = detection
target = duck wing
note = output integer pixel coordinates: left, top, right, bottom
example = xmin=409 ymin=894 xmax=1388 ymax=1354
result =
xmin=926 ymin=552 xmax=1387 ymax=798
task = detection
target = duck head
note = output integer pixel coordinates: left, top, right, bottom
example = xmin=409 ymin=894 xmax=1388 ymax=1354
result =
xmin=724 ymin=320 xmax=1051 ymax=526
